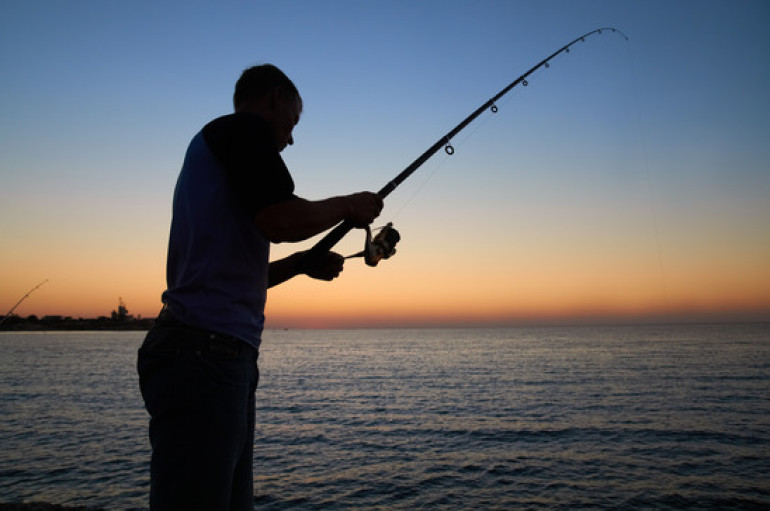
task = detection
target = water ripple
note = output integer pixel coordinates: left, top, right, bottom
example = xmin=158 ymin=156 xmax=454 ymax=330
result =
xmin=1 ymin=326 xmax=769 ymax=509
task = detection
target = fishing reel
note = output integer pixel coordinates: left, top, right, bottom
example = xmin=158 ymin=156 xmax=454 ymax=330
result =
xmin=347 ymin=222 xmax=401 ymax=267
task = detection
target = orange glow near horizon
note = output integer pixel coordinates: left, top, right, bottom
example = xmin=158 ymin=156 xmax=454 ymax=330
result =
xmin=2 ymin=222 xmax=770 ymax=327
xmin=3 ymin=271 xmax=768 ymax=327
xmin=2 ymin=2 xmax=770 ymax=331
xmin=2 ymin=220 xmax=769 ymax=327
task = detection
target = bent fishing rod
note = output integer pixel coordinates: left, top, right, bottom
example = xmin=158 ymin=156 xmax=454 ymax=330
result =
xmin=0 ymin=279 xmax=49 ymax=326
xmin=300 ymin=27 xmax=628 ymax=269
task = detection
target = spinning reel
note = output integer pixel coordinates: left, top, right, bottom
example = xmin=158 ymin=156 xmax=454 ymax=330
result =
xmin=347 ymin=222 xmax=401 ymax=267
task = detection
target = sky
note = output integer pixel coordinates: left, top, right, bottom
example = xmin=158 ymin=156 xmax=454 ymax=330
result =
xmin=1 ymin=0 xmax=768 ymax=328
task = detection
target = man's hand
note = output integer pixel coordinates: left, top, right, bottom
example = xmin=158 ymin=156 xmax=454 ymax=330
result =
xmin=301 ymin=251 xmax=345 ymax=281
xmin=346 ymin=192 xmax=384 ymax=227
xmin=268 ymin=251 xmax=345 ymax=287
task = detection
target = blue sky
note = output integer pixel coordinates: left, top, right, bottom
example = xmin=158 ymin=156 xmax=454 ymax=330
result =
xmin=1 ymin=0 xmax=768 ymax=324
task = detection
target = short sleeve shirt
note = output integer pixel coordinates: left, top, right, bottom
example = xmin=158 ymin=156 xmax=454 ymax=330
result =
xmin=161 ymin=112 xmax=295 ymax=347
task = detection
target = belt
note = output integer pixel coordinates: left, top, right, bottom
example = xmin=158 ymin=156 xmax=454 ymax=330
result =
xmin=152 ymin=307 xmax=255 ymax=358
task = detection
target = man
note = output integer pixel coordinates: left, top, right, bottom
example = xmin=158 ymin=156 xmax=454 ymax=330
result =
xmin=137 ymin=64 xmax=383 ymax=510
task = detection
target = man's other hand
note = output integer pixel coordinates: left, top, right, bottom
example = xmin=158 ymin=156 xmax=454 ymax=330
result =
xmin=303 ymin=251 xmax=345 ymax=281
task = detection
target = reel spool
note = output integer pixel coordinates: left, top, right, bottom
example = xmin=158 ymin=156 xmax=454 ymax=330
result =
xmin=346 ymin=223 xmax=401 ymax=267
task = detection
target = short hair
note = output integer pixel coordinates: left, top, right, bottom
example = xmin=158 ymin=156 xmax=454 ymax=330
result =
xmin=233 ymin=64 xmax=302 ymax=111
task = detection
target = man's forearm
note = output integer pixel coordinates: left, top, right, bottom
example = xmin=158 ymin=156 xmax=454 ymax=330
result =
xmin=254 ymin=196 xmax=350 ymax=243
xmin=267 ymin=252 xmax=304 ymax=288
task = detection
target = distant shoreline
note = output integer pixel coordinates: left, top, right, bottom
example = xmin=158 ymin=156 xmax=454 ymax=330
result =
xmin=2 ymin=317 xmax=768 ymax=332
xmin=0 ymin=317 xmax=155 ymax=332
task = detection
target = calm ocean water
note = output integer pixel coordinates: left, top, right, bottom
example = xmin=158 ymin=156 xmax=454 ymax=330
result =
xmin=0 ymin=324 xmax=768 ymax=510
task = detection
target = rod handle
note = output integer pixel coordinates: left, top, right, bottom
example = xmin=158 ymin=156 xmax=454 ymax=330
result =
xmin=296 ymin=219 xmax=356 ymax=273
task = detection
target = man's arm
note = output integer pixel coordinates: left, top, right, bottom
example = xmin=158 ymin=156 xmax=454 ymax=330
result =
xmin=268 ymin=251 xmax=344 ymax=288
xmin=254 ymin=192 xmax=382 ymax=243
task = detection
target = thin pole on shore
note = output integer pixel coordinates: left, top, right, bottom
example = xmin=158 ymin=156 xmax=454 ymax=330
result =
xmin=0 ymin=279 xmax=49 ymax=326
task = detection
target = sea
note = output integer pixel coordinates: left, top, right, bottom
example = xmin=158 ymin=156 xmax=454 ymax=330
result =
xmin=0 ymin=324 xmax=768 ymax=510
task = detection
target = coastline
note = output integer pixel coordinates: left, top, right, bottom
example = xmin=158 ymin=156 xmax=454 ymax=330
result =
xmin=0 ymin=318 xmax=155 ymax=332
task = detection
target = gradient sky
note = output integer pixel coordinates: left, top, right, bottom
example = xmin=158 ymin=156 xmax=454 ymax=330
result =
xmin=1 ymin=0 xmax=768 ymax=327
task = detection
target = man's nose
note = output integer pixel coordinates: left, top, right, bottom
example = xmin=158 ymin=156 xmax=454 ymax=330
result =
xmin=287 ymin=135 xmax=294 ymax=146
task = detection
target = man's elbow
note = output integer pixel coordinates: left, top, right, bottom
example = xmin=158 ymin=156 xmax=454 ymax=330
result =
xmin=253 ymin=216 xmax=307 ymax=243
xmin=255 ymin=221 xmax=292 ymax=243
xmin=253 ymin=199 xmax=310 ymax=243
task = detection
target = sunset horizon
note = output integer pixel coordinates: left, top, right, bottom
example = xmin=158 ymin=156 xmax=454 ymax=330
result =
xmin=2 ymin=1 xmax=768 ymax=335
xmin=3 ymin=278 xmax=767 ymax=330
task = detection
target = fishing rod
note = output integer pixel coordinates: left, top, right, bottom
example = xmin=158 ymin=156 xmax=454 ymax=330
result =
xmin=300 ymin=27 xmax=628 ymax=269
xmin=0 ymin=279 xmax=49 ymax=326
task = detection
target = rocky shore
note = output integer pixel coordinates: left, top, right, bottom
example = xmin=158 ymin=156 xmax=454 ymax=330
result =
xmin=0 ymin=505 xmax=105 ymax=511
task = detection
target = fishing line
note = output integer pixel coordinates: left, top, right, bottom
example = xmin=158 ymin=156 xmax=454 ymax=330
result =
xmin=390 ymin=40 xmax=600 ymax=227
xmin=386 ymin=63 xmax=553 ymax=223
xmin=389 ymin=82 xmax=526 ymax=222
xmin=623 ymin=42 xmax=672 ymax=320
xmin=387 ymin=145 xmax=451 ymax=222
xmin=298 ymin=27 xmax=629 ymax=270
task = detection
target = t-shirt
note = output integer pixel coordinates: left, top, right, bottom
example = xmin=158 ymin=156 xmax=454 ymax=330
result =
xmin=161 ymin=112 xmax=296 ymax=348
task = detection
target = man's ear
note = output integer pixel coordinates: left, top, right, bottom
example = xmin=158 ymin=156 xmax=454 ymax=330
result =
xmin=268 ymin=87 xmax=283 ymax=111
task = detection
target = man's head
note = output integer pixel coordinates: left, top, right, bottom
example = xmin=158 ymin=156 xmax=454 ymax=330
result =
xmin=234 ymin=64 xmax=302 ymax=151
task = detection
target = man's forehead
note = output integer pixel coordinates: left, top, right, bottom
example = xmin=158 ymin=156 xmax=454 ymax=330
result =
xmin=291 ymin=95 xmax=303 ymax=114
xmin=290 ymin=96 xmax=302 ymax=122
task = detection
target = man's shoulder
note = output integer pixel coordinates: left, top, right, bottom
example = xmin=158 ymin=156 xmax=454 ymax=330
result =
xmin=203 ymin=112 xmax=271 ymax=155
xmin=203 ymin=112 xmax=268 ymax=137
xmin=201 ymin=112 xmax=272 ymax=162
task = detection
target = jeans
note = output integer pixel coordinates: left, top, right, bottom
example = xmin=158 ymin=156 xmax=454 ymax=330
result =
xmin=137 ymin=318 xmax=259 ymax=511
